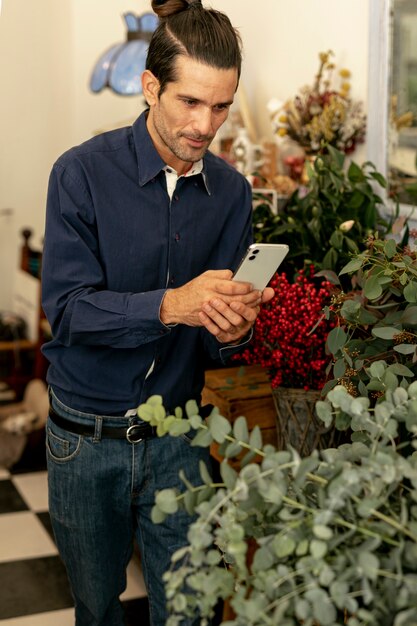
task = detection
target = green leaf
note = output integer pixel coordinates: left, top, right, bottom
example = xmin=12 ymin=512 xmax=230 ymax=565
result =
xmin=185 ymin=399 xmax=199 ymax=417
xmin=225 ymin=441 xmax=243 ymax=458
xmin=183 ymin=489 xmax=197 ymax=515
xmin=404 ymin=280 xmax=417 ymax=303
xmin=347 ymin=160 xmax=364 ymax=182
xmin=168 ymin=419 xmax=191 ymax=436
xmin=401 ymin=306 xmax=417 ymax=325
xmin=155 ymin=489 xmax=178 ymax=514
xmin=330 ymin=230 xmax=344 ymax=249
xmin=220 ymin=461 xmax=238 ymax=490
xmin=310 ymin=539 xmax=328 ymax=558
xmin=370 ymin=170 xmax=387 ymax=188
xmin=249 ymin=425 xmax=263 ymax=450
xmin=208 ymin=413 xmax=231 ymax=444
xmin=316 ymin=400 xmax=333 ymax=428
xmin=394 ymin=344 xmax=417 ymax=355
xmin=191 ymin=428 xmax=213 ymax=448
xmin=137 ymin=403 xmax=156 ymax=422
xmin=387 ymin=363 xmax=415 ymax=377
xmin=363 ymin=274 xmax=383 ymax=299
xmin=372 ymin=326 xmax=400 ymax=340
xmin=327 ymin=326 xmax=348 ymax=355
xmin=339 ymin=257 xmax=364 ymax=276
xmin=368 ymin=360 xmax=387 ymax=379
xmin=199 ymin=460 xmax=212 ymax=486
xmin=358 ymin=551 xmax=379 ymax=581
xmin=384 ymin=238 xmax=397 ymax=259
xmin=333 ymin=358 xmax=346 ymax=379
xmin=147 ymin=395 xmax=163 ymax=407
xmin=233 ymin=416 xmax=249 ymax=443
xmin=273 ymin=534 xmax=296 ymax=558
xmin=151 ymin=504 xmax=167 ymax=524
xmin=313 ymin=525 xmax=333 ymax=540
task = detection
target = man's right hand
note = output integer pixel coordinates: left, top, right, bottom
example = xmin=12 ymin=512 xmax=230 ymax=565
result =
xmin=160 ymin=269 xmax=261 ymax=326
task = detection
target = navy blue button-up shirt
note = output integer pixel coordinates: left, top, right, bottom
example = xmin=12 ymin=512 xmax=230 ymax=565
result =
xmin=41 ymin=111 xmax=253 ymax=415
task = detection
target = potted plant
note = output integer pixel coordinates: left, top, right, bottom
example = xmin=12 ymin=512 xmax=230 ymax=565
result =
xmin=136 ymin=364 xmax=417 ymax=626
xmin=231 ymin=268 xmax=338 ymax=455
xmin=253 ymin=146 xmax=395 ymax=282
xmin=269 ymin=50 xmax=366 ymax=157
xmin=323 ymin=232 xmax=417 ymax=399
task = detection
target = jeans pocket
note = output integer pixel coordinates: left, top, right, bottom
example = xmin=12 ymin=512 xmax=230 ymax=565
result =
xmin=46 ymin=417 xmax=82 ymax=463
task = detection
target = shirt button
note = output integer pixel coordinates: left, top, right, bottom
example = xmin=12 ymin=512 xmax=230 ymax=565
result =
xmin=170 ymin=276 xmax=175 ymax=285
xmin=175 ymin=233 xmax=180 ymax=242
xmin=174 ymin=195 xmax=179 ymax=201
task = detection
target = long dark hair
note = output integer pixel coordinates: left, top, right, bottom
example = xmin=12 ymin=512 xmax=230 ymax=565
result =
xmin=146 ymin=0 xmax=242 ymax=95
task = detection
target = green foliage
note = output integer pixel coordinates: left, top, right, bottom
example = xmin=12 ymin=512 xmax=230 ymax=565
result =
xmin=137 ymin=383 xmax=417 ymax=626
xmin=324 ymin=236 xmax=417 ymax=398
xmin=253 ymin=146 xmax=395 ymax=281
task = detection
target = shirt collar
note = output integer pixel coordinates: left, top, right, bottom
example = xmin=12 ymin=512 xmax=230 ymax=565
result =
xmin=132 ymin=111 xmax=211 ymax=195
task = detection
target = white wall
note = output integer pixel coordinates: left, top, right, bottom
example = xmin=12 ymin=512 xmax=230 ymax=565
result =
xmin=0 ymin=0 xmax=371 ymax=310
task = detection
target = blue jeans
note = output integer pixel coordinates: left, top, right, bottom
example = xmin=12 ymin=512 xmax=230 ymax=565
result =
xmin=46 ymin=390 xmax=211 ymax=626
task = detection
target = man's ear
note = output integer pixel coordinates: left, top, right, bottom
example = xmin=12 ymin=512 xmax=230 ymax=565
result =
xmin=141 ymin=70 xmax=160 ymax=105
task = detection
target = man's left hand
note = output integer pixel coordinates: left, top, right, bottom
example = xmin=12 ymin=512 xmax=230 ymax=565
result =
xmin=198 ymin=287 xmax=274 ymax=344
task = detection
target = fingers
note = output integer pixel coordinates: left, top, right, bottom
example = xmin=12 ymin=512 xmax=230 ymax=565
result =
xmin=199 ymin=298 xmax=259 ymax=343
xmin=261 ymin=287 xmax=275 ymax=303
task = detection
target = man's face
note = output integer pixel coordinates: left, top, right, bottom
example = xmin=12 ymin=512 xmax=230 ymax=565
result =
xmin=143 ymin=56 xmax=238 ymax=174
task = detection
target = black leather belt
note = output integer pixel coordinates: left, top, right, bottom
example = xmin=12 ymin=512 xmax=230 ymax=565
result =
xmin=48 ymin=403 xmax=213 ymax=443
xmin=48 ymin=405 xmax=157 ymax=443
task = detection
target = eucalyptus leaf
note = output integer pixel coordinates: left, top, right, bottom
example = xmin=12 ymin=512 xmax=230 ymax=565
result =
xmin=191 ymin=428 xmax=213 ymax=448
xmin=199 ymin=460 xmax=212 ymax=486
xmin=151 ymin=504 xmax=167 ymax=524
xmin=394 ymin=344 xmax=417 ymax=355
xmin=249 ymin=425 xmax=263 ymax=450
xmin=339 ymin=257 xmax=364 ymax=276
xmin=404 ymin=280 xmax=417 ymax=303
xmin=208 ymin=413 xmax=231 ymax=444
xmin=384 ymin=238 xmax=397 ymax=259
xmin=363 ymin=274 xmax=383 ymax=299
xmin=220 ymin=461 xmax=238 ymax=490
xmin=327 ymin=326 xmax=348 ymax=355
xmin=233 ymin=416 xmax=249 ymax=443
xmin=155 ymin=489 xmax=178 ymax=514
xmin=401 ymin=306 xmax=417 ymax=325
xmin=372 ymin=326 xmax=400 ymax=340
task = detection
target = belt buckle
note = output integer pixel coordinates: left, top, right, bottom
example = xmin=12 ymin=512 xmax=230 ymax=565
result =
xmin=126 ymin=423 xmax=144 ymax=444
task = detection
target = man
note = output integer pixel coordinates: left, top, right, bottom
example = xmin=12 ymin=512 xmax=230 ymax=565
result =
xmin=42 ymin=1 xmax=273 ymax=624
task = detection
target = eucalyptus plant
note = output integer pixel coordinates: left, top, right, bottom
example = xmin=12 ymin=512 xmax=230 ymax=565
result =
xmin=253 ymin=146 xmax=395 ymax=281
xmin=323 ymin=234 xmax=417 ymax=398
xmin=136 ymin=370 xmax=417 ymax=626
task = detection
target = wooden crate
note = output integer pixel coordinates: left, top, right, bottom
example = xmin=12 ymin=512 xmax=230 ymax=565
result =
xmin=202 ymin=365 xmax=277 ymax=460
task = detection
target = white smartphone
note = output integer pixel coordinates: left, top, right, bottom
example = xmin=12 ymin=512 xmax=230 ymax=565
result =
xmin=232 ymin=243 xmax=289 ymax=290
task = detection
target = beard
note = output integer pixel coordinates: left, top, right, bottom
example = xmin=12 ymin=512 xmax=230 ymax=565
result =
xmin=152 ymin=108 xmax=214 ymax=163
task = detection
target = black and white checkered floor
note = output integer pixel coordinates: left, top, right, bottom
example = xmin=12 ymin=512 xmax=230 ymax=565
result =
xmin=0 ymin=443 xmax=149 ymax=625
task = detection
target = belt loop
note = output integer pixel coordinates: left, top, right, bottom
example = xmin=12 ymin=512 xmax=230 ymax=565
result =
xmin=93 ymin=416 xmax=103 ymax=442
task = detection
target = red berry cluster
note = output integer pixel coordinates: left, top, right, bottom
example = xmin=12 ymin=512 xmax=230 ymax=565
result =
xmin=234 ymin=268 xmax=334 ymax=390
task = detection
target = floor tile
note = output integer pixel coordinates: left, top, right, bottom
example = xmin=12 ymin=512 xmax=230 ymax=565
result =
xmin=0 ymin=556 xmax=73 ymax=619
xmin=35 ymin=511 xmax=54 ymax=543
xmin=0 ymin=607 xmax=75 ymax=625
xmin=0 ymin=512 xmax=57 ymax=562
xmin=12 ymin=472 xmax=48 ymax=512
xmin=0 ymin=481 xmax=28 ymax=514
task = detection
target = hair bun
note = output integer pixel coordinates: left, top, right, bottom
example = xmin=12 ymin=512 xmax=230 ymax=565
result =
xmin=151 ymin=0 xmax=189 ymax=18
